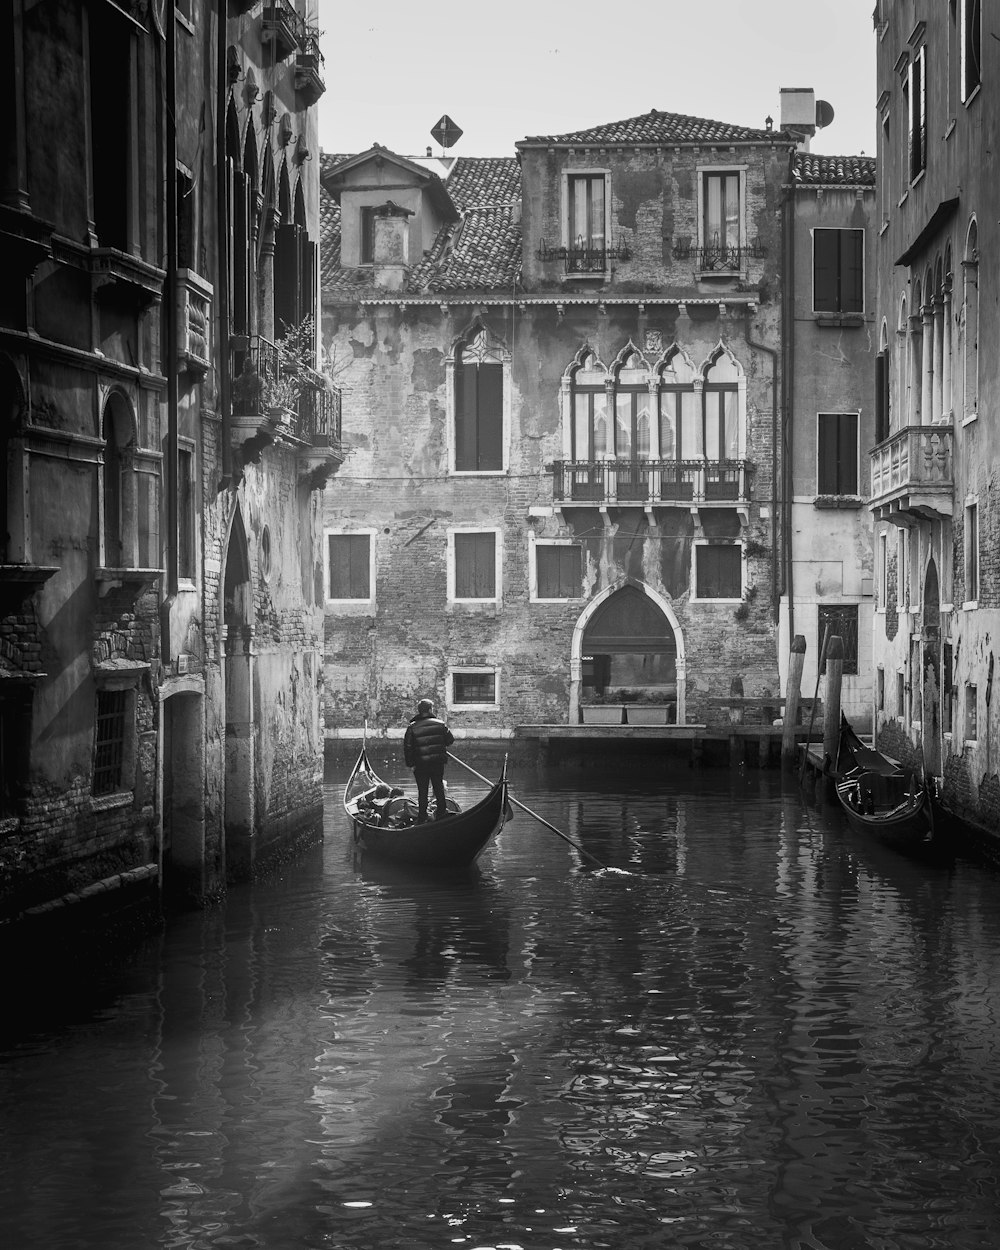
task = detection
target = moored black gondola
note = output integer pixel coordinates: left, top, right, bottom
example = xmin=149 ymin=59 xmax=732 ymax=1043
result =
xmin=344 ymin=747 xmax=511 ymax=867
xmin=834 ymin=715 xmax=933 ymax=849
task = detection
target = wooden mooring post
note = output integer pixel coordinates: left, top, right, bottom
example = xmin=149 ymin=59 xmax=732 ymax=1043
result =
xmin=781 ymin=635 xmax=806 ymax=768
xmin=822 ymin=635 xmax=844 ymax=779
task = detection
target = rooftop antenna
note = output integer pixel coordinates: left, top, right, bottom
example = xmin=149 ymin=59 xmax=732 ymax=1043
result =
xmin=431 ymin=114 xmax=463 ymax=160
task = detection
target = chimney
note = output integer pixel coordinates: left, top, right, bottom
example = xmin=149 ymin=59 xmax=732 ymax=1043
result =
xmin=780 ymin=87 xmax=816 ymax=151
xmin=372 ymin=201 xmax=412 ymax=292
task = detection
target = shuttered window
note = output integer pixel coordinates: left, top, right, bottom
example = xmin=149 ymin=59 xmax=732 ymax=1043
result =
xmin=536 ymin=545 xmax=580 ymax=599
xmin=455 ymin=358 xmax=503 ymax=471
xmin=327 ymin=534 xmax=371 ymax=600
xmin=454 ymin=532 xmax=496 ymax=599
xmin=875 ymin=351 xmax=890 ymax=443
xmin=695 ymin=544 xmax=741 ymax=599
xmin=908 ymin=46 xmax=927 ymax=182
xmin=814 ymin=229 xmax=864 ymax=313
xmin=817 ymin=412 xmax=859 ymax=495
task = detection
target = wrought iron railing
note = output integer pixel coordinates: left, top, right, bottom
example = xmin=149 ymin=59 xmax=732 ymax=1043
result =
xmin=672 ymin=239 xmax=767 ymax=270
xmin=551 ymin=459 xmax=752 ymax=504
xmin=870 ymin=425 xmax=953 ymax=501
xmin=290 ymin=367 xmax=342 ymax=450
xmin=263 ymin=0 xmax=305 ymax=58
xmin=537 ymin=239 xmax=631 ymax=273
xmin=231 ymin=335 xmax=280 ymax=420
xmin=295 ymin=27 xmax=326 ymax=103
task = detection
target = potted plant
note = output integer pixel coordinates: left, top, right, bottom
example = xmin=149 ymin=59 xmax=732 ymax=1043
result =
xmin=622 ymin=688 xmax=676 ymax=725
xmin=580 ymin=690 xmax=625 ymax=725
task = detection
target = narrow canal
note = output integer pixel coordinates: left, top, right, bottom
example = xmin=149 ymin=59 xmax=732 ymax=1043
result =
xmin=3 ymin=753 xmax=1000 ymax=1249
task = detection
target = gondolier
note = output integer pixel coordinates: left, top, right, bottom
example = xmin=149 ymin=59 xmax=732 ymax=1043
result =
xmin=404 ymin=698 xmax=455 ymax=822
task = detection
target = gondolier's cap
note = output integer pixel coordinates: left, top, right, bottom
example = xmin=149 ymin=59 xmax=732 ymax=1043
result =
xmin=417 ymin=698 xmax=434 ymax=714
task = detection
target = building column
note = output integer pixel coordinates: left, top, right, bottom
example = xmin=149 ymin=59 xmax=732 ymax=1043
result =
xmin=931 ymin=297 xmax=943 ymax=422
xmin=920 ymin=306 xmax=933 ymax=426
xmin=941 ymin=279 xmax=953 ymax=419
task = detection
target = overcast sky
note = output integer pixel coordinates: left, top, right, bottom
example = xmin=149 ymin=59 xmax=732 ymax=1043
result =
xmin=317 ymin=0 xmax=877 ymax=161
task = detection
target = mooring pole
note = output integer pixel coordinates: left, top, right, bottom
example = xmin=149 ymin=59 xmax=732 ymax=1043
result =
xmin=782 ymin=635 xmax=807 ymax=768
xmin=822 ymin=635 xmax=844 ymax=778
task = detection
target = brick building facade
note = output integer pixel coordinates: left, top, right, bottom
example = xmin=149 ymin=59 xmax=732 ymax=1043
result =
xmin=870 ymin=0 xmax=999 ymax=833
xmin=320 ymin=105 xmax=825 ymax=740
xmin=1 ymin=0 xmax=339 ymax=926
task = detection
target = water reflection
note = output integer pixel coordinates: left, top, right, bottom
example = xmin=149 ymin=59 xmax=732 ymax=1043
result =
xmin=2 ymin=761 xmax=1000 ymax=1249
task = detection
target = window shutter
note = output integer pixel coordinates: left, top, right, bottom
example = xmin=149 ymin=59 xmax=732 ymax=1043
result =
xmin=844 ymin=230 xmax=864 ymax=312
xmin=329 ymin=535 xmax=369 ymax=598
xmin=455 ymin=532 xmax=495 ymax=598
xmin=817 ymin=414 xmax=838 ymax=493
xmin=274 ymin=223 xmax=299 ymax=337
xmin=813 ymin=230 xmax=838 ymax=312
xmin=477 ymin=362 xmax=503 ymax=470
xmin=875 ymin=352 xmax=889 ymax=442
xmin=299 ymin=238 xmax=317 ymax=326
xmin=838 ymin=412 xmax=858 ymax=494
xmin=455 ymin=362 xmax=478 ymax=471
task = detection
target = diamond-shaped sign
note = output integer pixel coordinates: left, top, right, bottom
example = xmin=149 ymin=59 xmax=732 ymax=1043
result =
xmin=430 ymin=115 xmax=463 ymax=149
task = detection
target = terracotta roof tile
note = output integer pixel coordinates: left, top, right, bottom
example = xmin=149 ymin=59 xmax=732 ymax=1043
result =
xmin=792 ymin=153 xmax=876 ymax=186
xmin=519 ymin=109 xmax=787 ymax=147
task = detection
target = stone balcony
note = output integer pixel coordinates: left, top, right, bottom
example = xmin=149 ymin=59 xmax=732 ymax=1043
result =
xmin=262 ymin=0 xmax=304 ymax=59
xmin=869 ymin=423 xmax=954 ymax=524
xmin=295 ymin=29 xmax=326 ymax=104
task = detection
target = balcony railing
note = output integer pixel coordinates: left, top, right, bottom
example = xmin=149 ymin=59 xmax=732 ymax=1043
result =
xmin=537 ymin=239 xmax=631 ymax=274
xmin=551 ymin=459 xmax=752 ymax=505
xmin=869 ymin=424 xmax=954 ymax=520
xmin=672 ymin=239 xmax=767 ymax=271
xmin=263 ymin=0 xmax=305 ymax=59
xmin=289 ymin=367 xmax=342 ymax=448
xmin=294 ymin=28 xmax=326 ymax=104
xmin=231 ymin=335 xmax=281 ymax=421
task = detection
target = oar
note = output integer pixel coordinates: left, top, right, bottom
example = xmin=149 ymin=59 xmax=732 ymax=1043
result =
xmin=447 ymin=751 xmax=620 ymax=872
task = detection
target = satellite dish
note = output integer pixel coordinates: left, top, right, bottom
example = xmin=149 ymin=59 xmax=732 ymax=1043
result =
xmin=815 ymin=100 xmax=835 ymax=130
xmin=431 ymin=115 xmax=463 ymax=149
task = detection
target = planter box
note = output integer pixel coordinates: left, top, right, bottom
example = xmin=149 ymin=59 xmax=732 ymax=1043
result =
xmin=581 ymin=705 xmax=625 ymax=725
xmin=625 ymin=705 xmax=672 ymax=725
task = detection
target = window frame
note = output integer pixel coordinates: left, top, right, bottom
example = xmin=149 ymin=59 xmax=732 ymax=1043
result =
xmin=561 ymin=168 xmax=612 ymax=278
xmin=877 ymin=529 xmax=889 ymax=613
xmin=530 ymin=535 xmax=583 ymax=602
xmin=447 ymin=323 xmax=511 ymax=475
xmin=818 ymin=603 xmax=860 ymax=677
xmin=448 ymin=667 xmax=500 ymax=711
xmin=91 ymin=678 xmax=139 ymax=801
xmin=816 ymin=411 xmax=860 ymax=496
xmin=963 ymin=499 xmax=979 ymax=608
xmin=696 ymin=165 xmax=748 ymax=271
xmin=691 ymin=539 xmax=744 ymax=603
xmin=324 ymin=528 xmax=376 ymax=608
xmin=908 ymin=43 xmax=928 ymax=184
xmin=448 ymin=527 xmax=502 ymax=606
xmin=812 ymin=228 xmax=865 ymax=314
xmin=961 ymin=0 xmax=982 ymax=104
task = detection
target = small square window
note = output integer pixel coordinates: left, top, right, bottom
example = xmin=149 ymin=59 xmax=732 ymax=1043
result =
xmin=452 ymin=531 xmax=498 ymax=601
xmin=451 ymin=669 xmax=498 ymax=707
xmin=327 ymin=533 xmax=372 ymax=601
xmin=695 ymin=544 xmax=741 ymax=599
xmin=535 ymin=544 xmax=580 ymax=599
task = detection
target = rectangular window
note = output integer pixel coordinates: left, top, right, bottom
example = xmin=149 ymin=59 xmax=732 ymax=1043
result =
xmin=360 ymin=206 xmax=377 ymax=264
xmin=818 ymin=604 xmax=859 ymax=676
xmin=177 ymin=168 xmax=195 ymax=270
xmin=817 ymin=412 xmax=859 ymax=495
xmin=0 ymin=690 xmax=29 ymax=818
xmin=452 ymin=670 xmax=497 ymax=706
xmin=909 ymin=45 xmax=927 ymax=181
xmin=327 ymin=533 xmax=371 ymax=600
xmin=455 ymin=359 xmax=503 ymax=471
xmin=705 ymin=170 xmax=740 ymax=262
xmin=962 ymin=0 xmax=981 ymax=101
xmin=536 ymin=544 xmax=580 ymax=599
xmin=897 ymin=528 xmax=909 ymax=610
xmin=876 ymin=666 xmax=885 ymax=712
xmin=896 ymin=671 xmax=905 ymax=717
xmin=453 ymin=531 xmax=497 ymax=600
xmin=875 ymin=350 xmax=890 ymax=442
xmin=965 ymin=682 xmax=978 ymax=742
xmin=178 ymin=446 xmax=195 ymax=580
xmin=695 ymin=544 xmax=741 ymax=599
xmin=813 ymin=229 xmax=864 ymax=313
xmin=567 ymin=174 xmax=606 ymax=269
xmin=943 ymin=642 xmax=954 ymax=735
xmin=965 ymin=502 xmax=979 ymax=603
xmin=93 ymin=689 xmax=128 ymax=796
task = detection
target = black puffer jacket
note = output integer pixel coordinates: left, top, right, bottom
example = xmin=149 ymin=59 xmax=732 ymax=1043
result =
xmin=404 ymin=712 xmax=454 ymax=768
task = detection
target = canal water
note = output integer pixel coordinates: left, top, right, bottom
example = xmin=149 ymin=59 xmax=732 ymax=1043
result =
xmin=3 ymin=753 xmax=1000 ymax=1250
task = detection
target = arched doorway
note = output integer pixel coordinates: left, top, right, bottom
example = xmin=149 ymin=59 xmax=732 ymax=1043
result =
xmin=571 ymin=582 xmax=686 ymax=724
xmin=922 ymin=556 xmax=941 ymax=776
xmin=223 ymin=507 xmax=255 ymax=878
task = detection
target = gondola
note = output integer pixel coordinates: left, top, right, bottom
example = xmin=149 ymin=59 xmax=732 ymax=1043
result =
xmin=343 ymin=747 xmax=511 ymax=867
xmin=833 ymin=715 xmax=934 ymax=848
